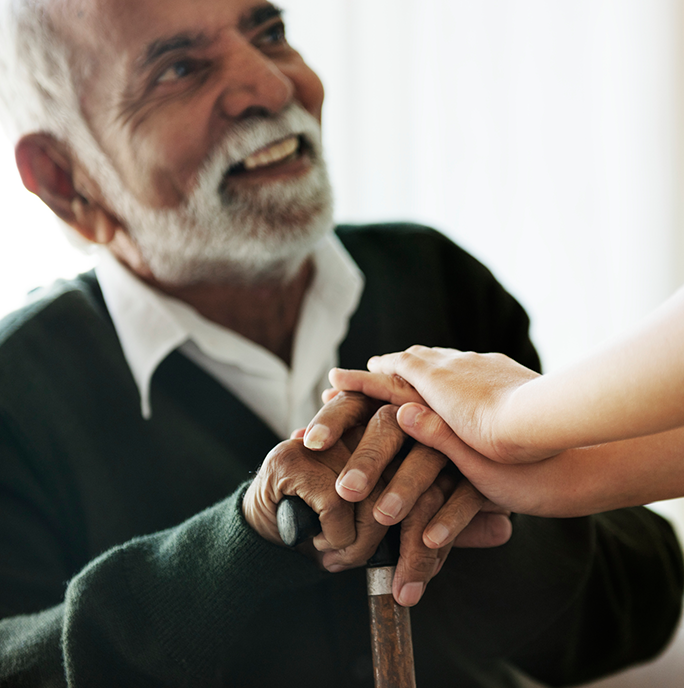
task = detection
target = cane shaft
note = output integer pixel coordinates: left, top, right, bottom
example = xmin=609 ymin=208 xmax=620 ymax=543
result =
xmin=367 ymin=566 xmax=416 ymax=688
xmin=277 ymin=497 xmax=417 ymax=687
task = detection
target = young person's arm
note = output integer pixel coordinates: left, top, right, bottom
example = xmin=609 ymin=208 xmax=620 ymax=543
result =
xmin=393 ymin=403 xmax=684 ymax=528
xmin=328 ymin=285 xmax=684 ymax=464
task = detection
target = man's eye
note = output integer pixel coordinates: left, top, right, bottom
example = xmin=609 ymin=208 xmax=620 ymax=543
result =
xmin=260 ymin=21 xmax=287 ymax=46
xmin=156 ymin=60 xmax=196 ymax=84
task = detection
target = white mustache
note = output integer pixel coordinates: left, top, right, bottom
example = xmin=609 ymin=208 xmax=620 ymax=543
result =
xmin=195 ymin=103 xmax=322 ymax=193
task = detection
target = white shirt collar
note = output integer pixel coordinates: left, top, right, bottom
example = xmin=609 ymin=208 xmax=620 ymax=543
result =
xmin=95 ymin=234 xmax=364 ymax=430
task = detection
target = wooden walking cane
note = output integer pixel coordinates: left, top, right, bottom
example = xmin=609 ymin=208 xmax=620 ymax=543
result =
xmin=277 ymin=496 xmax=417 ymax=688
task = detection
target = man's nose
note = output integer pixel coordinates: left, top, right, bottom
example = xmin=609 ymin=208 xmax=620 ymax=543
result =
xmin=216 ymin=39 xmax=294 ymax=119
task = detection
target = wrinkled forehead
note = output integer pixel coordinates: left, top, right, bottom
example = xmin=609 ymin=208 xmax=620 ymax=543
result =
xmin=52 ymin=0 xmax=265 ymax=93
xmin=50 ymin=0 xmax=160 ymax=90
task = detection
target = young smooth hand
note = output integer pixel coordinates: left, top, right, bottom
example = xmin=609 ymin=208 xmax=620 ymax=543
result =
xmin=329 ymin=345 xmax=546 ymax=464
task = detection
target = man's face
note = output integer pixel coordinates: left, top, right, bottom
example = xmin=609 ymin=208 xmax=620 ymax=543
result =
xmin=59 ymin=0 xmax=332 ymax=283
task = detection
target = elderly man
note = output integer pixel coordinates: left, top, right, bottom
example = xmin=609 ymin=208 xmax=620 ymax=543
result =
xmin=0 ymin=0 xmax=681 ymax=686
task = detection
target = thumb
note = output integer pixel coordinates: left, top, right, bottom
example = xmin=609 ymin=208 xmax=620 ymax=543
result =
xmin=396 ymin=403 xmax=490 ymax=481
xmin=396 ymin=403 xmax=464 ymax=456
xmin=398 ymin=403 xmax=553 ymax=517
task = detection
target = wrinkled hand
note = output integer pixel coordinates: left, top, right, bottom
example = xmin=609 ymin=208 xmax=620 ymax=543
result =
xmin=329 ymin=345 xmax=542 ymax=463
xmin=298 ymin=391 xmax=512 ymax=605
xmin=244 ymin=432 xmax=391 ymax=575
xmin=244 ymin=435 xmax=357 ymax=549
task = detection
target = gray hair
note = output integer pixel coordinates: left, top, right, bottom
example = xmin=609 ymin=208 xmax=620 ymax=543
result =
xmin=0 ymin=0 xmax=84 ymax=144
xmin=0 ymin=0 xmax=143 ymax=192
xmin=0 ymin=0 xmax=127 ymax=247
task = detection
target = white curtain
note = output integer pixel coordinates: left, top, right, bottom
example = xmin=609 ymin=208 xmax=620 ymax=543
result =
xmin=286 ymin=0 xmax=683 ymax=371
xmin=1 ymin=2 xmax=684 ymax=684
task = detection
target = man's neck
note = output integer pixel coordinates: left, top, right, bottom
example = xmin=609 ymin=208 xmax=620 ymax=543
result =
xmin=150 ymin=260 xmax=314 ymax=367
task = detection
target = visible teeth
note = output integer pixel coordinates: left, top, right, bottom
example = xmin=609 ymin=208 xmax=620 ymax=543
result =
xmin=243 ymin=136 xmax=299 ymax=170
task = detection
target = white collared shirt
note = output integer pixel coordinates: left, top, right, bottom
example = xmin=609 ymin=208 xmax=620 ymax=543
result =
xmin=95 ymin=234 xmax=364 ymax=439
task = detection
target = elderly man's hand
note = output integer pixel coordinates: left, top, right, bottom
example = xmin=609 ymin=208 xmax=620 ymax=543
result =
xmin=243 ymin=434 xmax=389 ymax=571
xmin=242 ymin=426 xmax=458 ymax=607
xmin=280 ymin=392 xmax=511 ymax=606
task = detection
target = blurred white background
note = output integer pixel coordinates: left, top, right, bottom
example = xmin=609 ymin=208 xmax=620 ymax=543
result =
xmin=1 ymin=0 xmax=684 ymax=685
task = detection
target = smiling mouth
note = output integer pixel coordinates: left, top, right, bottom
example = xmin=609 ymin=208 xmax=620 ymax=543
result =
xmin=227 ymin=135 xmax=304 ymax=175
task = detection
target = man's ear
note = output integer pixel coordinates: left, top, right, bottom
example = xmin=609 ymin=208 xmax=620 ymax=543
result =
xmin=14 ymin=133 xmax=119 ymax=245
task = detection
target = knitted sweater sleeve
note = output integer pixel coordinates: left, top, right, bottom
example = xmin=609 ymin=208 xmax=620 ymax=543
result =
xmin=0 ymin=285 xmax=330 ymax=687
xmin=0 ymin=468 xmax=325 ymax=687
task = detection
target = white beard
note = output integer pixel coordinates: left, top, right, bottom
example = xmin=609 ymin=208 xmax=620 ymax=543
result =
xmin=82 ymin=103 xmax=334 ymax=285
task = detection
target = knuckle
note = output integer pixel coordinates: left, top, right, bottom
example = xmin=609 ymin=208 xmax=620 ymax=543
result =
xmin=320 ymin=498 xmax=354 ymax=523
xmin=442 ymin=493 xmax=482 ymax=525
xmin=403 ymin=548 xmax=438 ymax=578
xmin=388 ymin=452 xmax=447 ymax=501
xmin=321 ymin=391 xmax=366 ymax=420
xmin=348 ymin=538 xmax=381 ymax=565
xmin=333 ymin=550 xmax=368 ymax=569
xmin=331 ymin=531 xmax=385 ymax=567
xmin=389 ymin=373 xmax=412 ymax=391
xmin=399 ymin=489 xmax=445 ymax=534
xmin=397 ymin=351 xmax=416 ymax=368
xmin=263 ymin=439 xmax=302 ymax=471
xmin=357 ymin=409 xmax=404 ymax=461
xmin=330 ymin=391 xmax=381 ymax=424
xmin=374 ymin=403 xmax=400 ymax=426
xmin=487 ymin=351 xmax=508 ymax=363
xmin=335 ymin=389 xmax=365 ymax=405
xmin=356 ymin=447 xmax=401 ymax=481
xmin=417 ymin=486 xmax=446 ymax=515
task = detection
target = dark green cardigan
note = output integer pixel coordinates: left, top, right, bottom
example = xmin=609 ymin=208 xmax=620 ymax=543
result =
xmin=0 ymin=224 xmax=681 ymax=687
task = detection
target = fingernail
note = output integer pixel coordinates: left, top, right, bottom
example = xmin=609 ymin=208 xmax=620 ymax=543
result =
xmin=398 ymin=582 xmax=424 ymax=607
xmin=376 ymin=493 xmax=404 ymax=520
xmin=327 ymin=564 xmax=346 ymax=573
xmin=304 ymin=424 xmax=330 ymax=450
xmin=425 ymin=523 xmax=450 ymax=547
xmin=399 ymin=404 xmax=422 ymax=428
xmin=337 ymin=469 xmax=368 ymax=494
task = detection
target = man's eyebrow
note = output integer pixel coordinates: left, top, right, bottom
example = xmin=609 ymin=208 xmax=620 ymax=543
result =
xmin=135 ymin=5 xmax=282 ymax=73
xmin=239 ymin=3 xmax=284 ymax=32
xmin=139 ymin=32 xmax=213 ymax=71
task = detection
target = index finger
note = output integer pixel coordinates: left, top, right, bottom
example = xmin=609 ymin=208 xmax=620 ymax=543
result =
xmin=303 ymin=390 xmax=382 ymax=451
xmin=422 ymin=480 xmax=487 ymax=548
